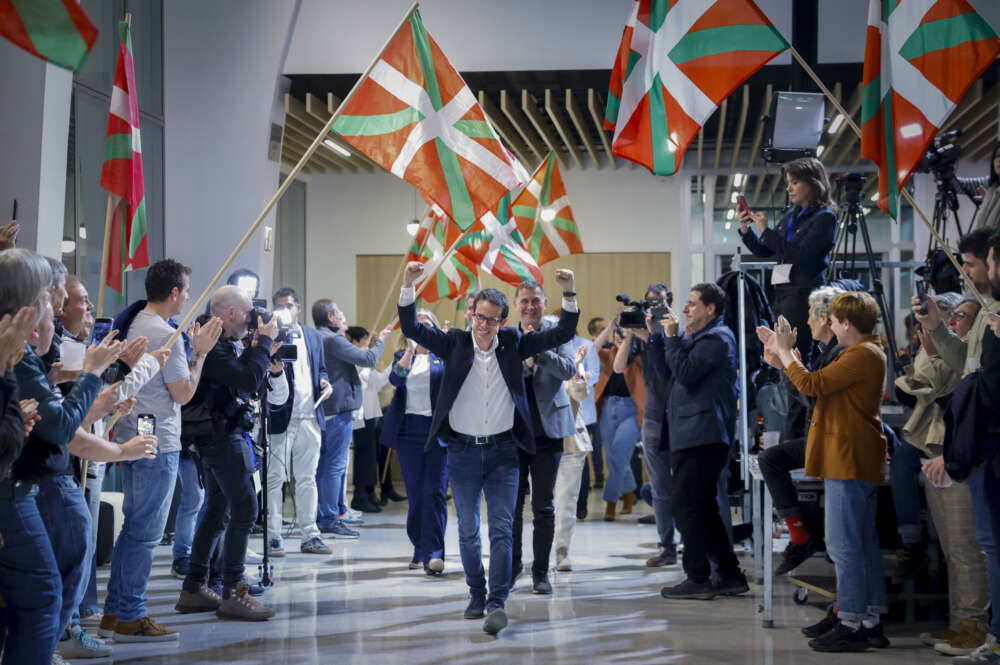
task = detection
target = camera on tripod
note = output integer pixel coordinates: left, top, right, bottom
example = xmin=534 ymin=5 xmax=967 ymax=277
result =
xmin=616 ymin=294 xmax=669 ymax=329
xmin=917 ymin=129 xmax=962 ymax=175
xmin=248 ymin=298 xmax=295 ymax=343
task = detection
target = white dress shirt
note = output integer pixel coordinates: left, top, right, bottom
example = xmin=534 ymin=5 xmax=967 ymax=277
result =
xmin=289 ymin=331 xmax=314 ymax=418
xmin=404 ymin=353 xmax=433 ymax=416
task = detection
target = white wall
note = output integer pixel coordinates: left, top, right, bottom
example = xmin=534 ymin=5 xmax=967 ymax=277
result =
xmin=0 ymin=39 xmax=71 ymax=258
xmin=284 ymin=0 xmax=793 ymax=74
xmin=163 ymin=0 xmax=300 ymax=316
xmin=301 ymin=165 xmax=690 ymax=324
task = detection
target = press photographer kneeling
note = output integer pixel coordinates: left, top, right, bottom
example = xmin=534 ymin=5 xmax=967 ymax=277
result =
xmin=174 ymin=285 xmax=289 ymax=621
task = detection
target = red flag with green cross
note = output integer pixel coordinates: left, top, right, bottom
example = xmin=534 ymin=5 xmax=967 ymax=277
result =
xmin=0 ymin=0 xmax=98 ymax=71
xmin=605 ymin=0 xmax=788 ymax=175
xmin=510 ymin=153 xmax=583 ymax=266
xmin=333 ymin=9 xmax=524 ymax=232
xmin=457 ymin=192 xmax=544 ymax=288
xmin=100 ymin=19 xmax=148 ymax=294
xmin=406 ymin=204 xmax=479 ymax=303
xmin=861 ymin=0 xmax=1000 ymax=219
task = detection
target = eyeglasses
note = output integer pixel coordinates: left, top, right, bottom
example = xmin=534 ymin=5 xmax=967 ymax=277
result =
xmin=473 ymin=313 xmax=503 ymax=326
xmin=948 ymin=311 xmax=971 ymax=321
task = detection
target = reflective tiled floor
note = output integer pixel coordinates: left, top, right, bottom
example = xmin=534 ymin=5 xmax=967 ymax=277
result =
xmin=93 ymin=496 xmax=951 ymax=664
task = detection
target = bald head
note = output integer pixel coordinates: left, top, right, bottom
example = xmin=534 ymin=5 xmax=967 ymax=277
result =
xmin=210 ymin=285 xmax=252 ymax=338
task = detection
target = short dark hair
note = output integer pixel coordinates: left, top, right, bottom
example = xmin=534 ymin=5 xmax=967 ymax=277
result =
xmin=959 ymin=228 xmax=996 ymax=262
xmin=988 ymin=230 xmax=1000 ymax=264
xmin=515 ymin=280 xmax=544 ymax=300
xmin=646 ymin=282 xmax=673 ymax=306
xmin=311 ymin=298 xmax=335 ymax=327
xmin=473 ymin=288 xmax=509 ymax=320
xmin=691 ymin=282 xmax=727 ymax=317
xmin=345 ymin=325 xmax=368 ymax=343
xmin=145 ymin=258 xmax=191 ymax=303
xmin=465 ymin=289 xmax=479 ymax=302
xmin=587 ymin=316 xmax=605 ymax=335
xmin=273 ymin=287 xmax=299 ymax=307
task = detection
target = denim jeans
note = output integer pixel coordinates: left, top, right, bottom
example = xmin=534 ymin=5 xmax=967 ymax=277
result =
xmin=446 ymin=438 xmax=520 ymax=607
xmin=641 ymin=418 xmax=675 ymax=547
xmin=317 ymin=411 xmax=354 ymax=525
xmin=77 ymin=463 xmax=105 ymax=622
xmin=0 ymin=481 xmax=62 ymax=665
xmin=967 ymin=463 xmax=1000 ymax=636
xmin=36 ymin=475 xmax=91 ymax=638
xmin=824 ymin=478 xmax=887 ymax=622
xmin=601 ymin=395 xmax=640 ymax=503
xmin=184 ymin=434 xmax=257 ymax=592
xmin=889 ymin=439 xmax=924 ymax=546
xmin=513 ymin=436 xmax=562 ymax=578
xmin=104 ymin=451 xmax=179 ymax=621
xmin=394 ymin=417 xmax=448 ymax=564
xmin=172 ymin=455 xmax=204 ymax=561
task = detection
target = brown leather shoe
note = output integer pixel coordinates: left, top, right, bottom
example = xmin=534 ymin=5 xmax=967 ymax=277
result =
xmin=603 ymin=500 xmax=616 ymax=522
xmin=113 ymin=616 xmax=179 ymax=642
xmin=217 ymin=582 xmax=276 ymax=621
xmin=97 ymin=613 xmax=117 ymax=638
xmin=621 ymin=492 xmax=636 ymax=514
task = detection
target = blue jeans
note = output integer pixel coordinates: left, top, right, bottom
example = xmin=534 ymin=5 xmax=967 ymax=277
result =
xmin=642 ymin=418 xmax=674 ymax=547
xmin=77 ymin=464 xmax=105 ymax=622
xmin=446 ymin=438 xmax=520 ymax=607
xmin=318 ymin=412 xmax=353 ymax=525
xmin=967 ymin=464 xmax=1000 ymax=636
xmin=394 ymin=415 xmax=448 ymax=564
xmin=0 ymin=481 xmax=61 ymax=665
xmin=36 ymin=475 xmax=91 ymax=638
xmin=824 ymin=478 xmax=887 ymax=622
xmin=172 ymin=455 xmax=205 ymax=561
xmin=889 ymin=439 xmax=924 ymax=546
xmin=104 ymin=451 xmax=179 ymax=621
xmin=601 ymin=396 xmax=640 ymax=503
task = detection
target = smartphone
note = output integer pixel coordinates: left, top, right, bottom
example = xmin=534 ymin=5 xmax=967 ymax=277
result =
xmin=137 ymin=413 xmax=156 ymax=436
xmin=21 ymin=400 xmax=37 ymax=415
xmin=93 ymin=317 xmax=113 ymax=344
xmin=11 ymin=199 xmax=17 ymax=221
xmin=737 ymin=195 xmax=753 ymax=217
xmin=915 ymin=280 xmax=928 ymax=315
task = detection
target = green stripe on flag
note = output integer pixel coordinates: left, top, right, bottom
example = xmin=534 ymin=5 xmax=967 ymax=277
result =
xmin=453 ymin=119 xmax=495 ymax=139
xmin=504 ymin=249 xmax=536 ymax=282
xmin=860 ymin=78 xmax=882 ymax=126
xmin=409 ymin=12 xmax=444 ymax=111
xmin=881 ymin=0 xmax=895 ymax=20
xmin=668 ymin=25 xmax=789 ymax=65
xmin=648 ymin=0 xmax=669 ymax=33
xmin=551 ymin=217 xmax=577 ymax=233
xmin=333 ymin=108 xmax=423 ymax=136
xmin=12 ymin=0 xmax=90 ymax=70
xmin=625 ymin=50 xmax=642 ymax=80
xmin=128 ymin=197 xmax=147 ymax=258
xmin=435 ymin=268 xmax=449 ymax=300
xmin=103 ymin=133 xmax=133 ymax=162
xmin=648 ymin=74 xmax=676 ymax=175
xmin=882 ymin=95 xmax=899 ymax=220
xmin=434 ymin=138 xmax=476 ymax=230
xmin=898 ymin=13 xmax=997 ymax=62
xmin=512 ymin=204 xmax=537 ymax=219
xmin=605 ymin=92 xmax=621 ymax=125
xmin=538 ymin=155 xmax=554 ymax=207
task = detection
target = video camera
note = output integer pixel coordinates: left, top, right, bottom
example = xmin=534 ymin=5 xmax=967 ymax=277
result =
xmin=247 ymin=298 xmax=295 ymax=344
xmin=616 ymin=293 xmax=669 ymax=329
xmin=917 ymin=129 xmax=962 ymax=175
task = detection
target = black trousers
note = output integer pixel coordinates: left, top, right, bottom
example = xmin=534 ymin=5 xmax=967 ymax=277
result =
xmin=183 ymin=434 xmax=257 ymax=593
xmin=353 ymin=418 xmax=378 ymax=490
xmin=757 ymin=437 xmax=806 ymax=518
xmin=671 ymin=443 xmax=741 ymax=583
xmin=512 ymin=435 xmax=562 ymax=578
xmin=773 ymin=284 xmax=814 ymax=359
xmin=577 ymin=423 xmax=603 ymax=511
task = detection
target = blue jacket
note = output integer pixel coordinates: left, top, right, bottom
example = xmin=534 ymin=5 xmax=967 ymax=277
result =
xmin=664 ymin=316 xmax=738 ymax=452
xmin=379 ymin=349 xmax=444 ymax=448
xmin=397 ymin=301 xmax=579 ymax=454
xmin=740 ymin=205 xmax=837 ymax=288
xmin=268 ymin=325 xmax=329 ymax=434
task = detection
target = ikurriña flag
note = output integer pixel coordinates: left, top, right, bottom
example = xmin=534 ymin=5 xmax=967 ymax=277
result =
xmin=605 ymin=0 xmax=788 ymax=175
xmin=510 ymin=153 xmax=583 ymax=266
xmin=861 ymin=0 xmax=1000 ymax=218
xmin=0 ymin=0 xmax=98 ymax=71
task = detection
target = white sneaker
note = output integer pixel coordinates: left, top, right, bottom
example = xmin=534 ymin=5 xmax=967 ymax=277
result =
xmin=340 ymin=508 xmax=364 ymax=525
xmin=52 ymin=653 xmax=71 ymax=665
xmin=79 ymin=612 xmax=103 ymax=629
xmin=59 ymin=629 xmax=112 ymax=659
xmin=245 ymin=548 xmax=262 ymax=563
xmin=953 ymin=634 xmax=1000 ymax=664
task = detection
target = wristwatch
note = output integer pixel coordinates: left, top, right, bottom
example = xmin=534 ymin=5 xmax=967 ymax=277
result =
xmin=563 ymin=290 xmax=577 ymax=298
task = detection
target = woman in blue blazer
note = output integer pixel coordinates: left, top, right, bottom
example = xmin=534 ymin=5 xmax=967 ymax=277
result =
xmin=738 ymin=157 xmax=837 ymax=357
xmin=379 ymin=309 xmax=447 ymax=575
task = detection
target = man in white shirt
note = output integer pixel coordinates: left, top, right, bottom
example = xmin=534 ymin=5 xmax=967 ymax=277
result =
xmin=397 ymin=262 xmax=579 ymax=635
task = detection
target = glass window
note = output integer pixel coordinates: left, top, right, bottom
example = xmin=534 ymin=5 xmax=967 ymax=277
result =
xmin=691 ymin=252 xmax=704 ymax=284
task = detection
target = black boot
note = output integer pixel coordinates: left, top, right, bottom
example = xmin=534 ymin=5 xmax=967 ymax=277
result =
xmin=381 ymin=483 xmax=406 ymax=502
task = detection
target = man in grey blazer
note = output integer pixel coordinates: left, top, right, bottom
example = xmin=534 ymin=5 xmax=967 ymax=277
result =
xmin=311 ymin=299 xmax=392 ymax=536
xmin=511 ymin=281 xmax=577 ymax=594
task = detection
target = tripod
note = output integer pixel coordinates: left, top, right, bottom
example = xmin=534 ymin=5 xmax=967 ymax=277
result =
xmin=257 ymin=378 xmax=273 ymax=588
xmin=927 ymin=165 xmax=965 ymax=256
xmin=826 ymin=176 xmax=901 ymax=375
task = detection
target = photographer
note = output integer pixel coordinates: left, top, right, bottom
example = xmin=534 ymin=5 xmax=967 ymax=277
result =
xmin=973 ymin=143 xmax=1000 ymax=231
xmin=738 ymin=157 xmax=838 ymax=357
xmin=175 ymin=285 xmax=280 ymax=621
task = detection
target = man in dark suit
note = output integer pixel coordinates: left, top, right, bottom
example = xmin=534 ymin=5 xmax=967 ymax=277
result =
xmin=659 ymin=282 xmax=747 ymax=600
xmin=398 ymin=261 xmax=579 ymax=635
xmin=265 ymin=287 xmax=331 ymax=556
xmin=511 ymin=282 xmax=576 ymax=594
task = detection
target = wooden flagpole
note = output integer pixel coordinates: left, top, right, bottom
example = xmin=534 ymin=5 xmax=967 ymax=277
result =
xmin=369 ymin=204 xmax=432 ymax=333
xmin=788 ymin=46 xmax=990 ymax=310
xmin=159 ymin=2 xmax=420 ymax=352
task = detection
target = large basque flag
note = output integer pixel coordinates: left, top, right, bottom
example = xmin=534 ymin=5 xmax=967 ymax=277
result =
xmin=100 ymin=20 xmax=149 ymax=294
xmin=606 ymin=0 xmax=788 ymax=175
xmin=861 ymin=0 xmax=1000 ymax=219
xmin=333 ymin=9 xmax=524 ymax=231
xmin=0 ymin=0 xmax=98 ymax=71
xmin=406 ymin=205 xmax=479 ymax=303
xmin=458 ymin=193 xmax=544 ymax=288
xmin=510 ymin=154 xmax=583 ymax=266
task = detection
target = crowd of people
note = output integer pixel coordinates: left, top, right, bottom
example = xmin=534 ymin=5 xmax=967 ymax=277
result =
xmin=1 ymin=152 xmax=1000 ymax=662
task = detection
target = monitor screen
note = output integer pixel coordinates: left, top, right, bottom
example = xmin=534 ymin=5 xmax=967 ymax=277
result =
xmin=771 ymin=92 xmax=825 ymax=152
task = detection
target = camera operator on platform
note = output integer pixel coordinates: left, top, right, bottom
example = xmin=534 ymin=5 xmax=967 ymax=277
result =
xmin=738 ymin=157 xmax=838 ymax=357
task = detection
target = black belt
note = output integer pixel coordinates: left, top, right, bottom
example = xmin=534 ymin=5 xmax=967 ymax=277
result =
xmin=449 ymin=429 xmax=516 ymax=446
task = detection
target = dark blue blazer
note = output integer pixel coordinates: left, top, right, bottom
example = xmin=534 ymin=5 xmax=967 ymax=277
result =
xmin=268 ymin=325 xmax=330 ymax=435
xmin=663 ymin=316 xmax=738 ymax=452
xmin=379 ymin=349 xmax=444 ymax=448
xmin=740 ymin=205 xmax=837 ymax=288
xmin=397 ymin=301 xmax=580 ymax=454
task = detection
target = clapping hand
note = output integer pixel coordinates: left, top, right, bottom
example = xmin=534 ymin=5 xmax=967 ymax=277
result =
xmin=190 ymin=317 xmax=224 ymax=355
xmin=83 ymin=332 xmax=123 ymax=375
xmin=0 ymin=219 xmax=18 ymax=251
xmin=0 ymin=306 xmax=36 ymax=373
xmin=19 ymin=399 xmax=39 ymax=436
xmin=118 ymin=336 xmax=148 ymax=369
xmin=774 ymin=316 xmax=797 ymax=351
